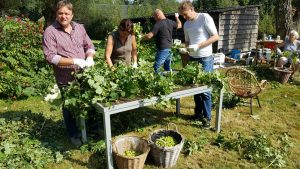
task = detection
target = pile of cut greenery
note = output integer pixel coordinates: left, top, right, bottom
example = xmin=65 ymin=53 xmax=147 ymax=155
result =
xmin=156 ymin=136 xmax=178 ymax=147
xmin=124 ymin=150 xmax=141 ymax=157
xmin=214 ymin=131 xmax=293 ymax=168
xmin=63 ymin=59 xmax=223 ymax=118
xmin=0 ymin=118 xmax=63 ymax=168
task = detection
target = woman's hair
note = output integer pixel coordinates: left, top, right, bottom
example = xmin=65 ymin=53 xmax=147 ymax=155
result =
xmin=56 ymin=0 xmax=73 ymax=12
xmin=289 ymin=30 xmax=299 ymax=39
xmin=118 ymin=19 xmax=134 ymax=34
xmin=178 ymin=1 xmax=194 ymax=12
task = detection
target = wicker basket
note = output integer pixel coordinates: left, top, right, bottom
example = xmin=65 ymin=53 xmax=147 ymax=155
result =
xmin=149 ymin=123 xmax=184 ymax=168
xmin=273 ymin=67 xmax=293 ymax=83
xmin=112 ymin=136 xmax=150 ymax=169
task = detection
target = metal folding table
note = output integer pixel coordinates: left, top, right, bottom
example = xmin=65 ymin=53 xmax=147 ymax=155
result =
xmin=81 ymin=85 xmax=223 ymax=169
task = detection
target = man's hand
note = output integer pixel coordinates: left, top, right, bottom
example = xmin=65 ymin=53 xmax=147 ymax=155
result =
xmin=86 ymin=56 xmax=95 ymax=67
xmin=187 ymin=44 xmax=199 ymax=54
xmin=132 ymin=62 xmax=138 ymax=68
xmin=73 ymin=58 xmax=89 ymax=69
xmin=175 ymin=13 xmax=179 ymax=18
xmin=179 ymin=48 xmax=188 ymax=54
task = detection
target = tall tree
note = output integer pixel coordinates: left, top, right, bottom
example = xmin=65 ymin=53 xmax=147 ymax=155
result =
xmin=275 ymin=0 xmax=293 ymax=38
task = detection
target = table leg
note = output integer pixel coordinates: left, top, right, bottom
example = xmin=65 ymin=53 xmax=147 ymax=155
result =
xmin=176 ymin=98 xmax=180 ymax=115
xmin=103 ymin=112 xmax=113 ymax=169
xmin=80 ymin=117 xmax=87 ymax=143
xmin=215 ymin=88 xmax=224 ymax=133
xmin=254 ymin=44 xmax=258 ymax=65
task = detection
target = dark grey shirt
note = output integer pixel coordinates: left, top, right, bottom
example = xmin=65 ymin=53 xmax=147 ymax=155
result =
xmin=151 ymin=19 xmax=177 ymax=50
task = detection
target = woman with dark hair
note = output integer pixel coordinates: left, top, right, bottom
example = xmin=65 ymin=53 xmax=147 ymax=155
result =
xmin=105 ymin=19 xmax=138 ymax=68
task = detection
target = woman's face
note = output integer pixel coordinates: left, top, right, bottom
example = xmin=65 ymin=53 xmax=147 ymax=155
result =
xmin=289 ymin=34 xmax=297 ymax=42
xmin=119 ymin=30 xmax=131 ymax=37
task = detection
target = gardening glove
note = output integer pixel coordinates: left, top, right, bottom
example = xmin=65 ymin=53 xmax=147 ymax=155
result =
xmin=173 ymin=39 xmax=181 ymax=46
xmin=73 ymin=58 xmax=89 ymax=69
xmin=132 ymin=62 xmax=138 ymax=68
xmin=175 ymin=13 xmax=179 ymax=18
xmin=86 ymin=56 xmax=95 ymax=67
xmin=187 ymin=44 xmax=198 ymax=55
xmin=179 ymin=48 xmax=188 ymax=54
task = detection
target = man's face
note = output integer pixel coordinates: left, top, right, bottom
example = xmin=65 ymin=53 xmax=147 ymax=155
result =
xmin=180 ymin=8 xmax=194 ymax=21
xmin=56 ymin=6 xmax=73 ymax=28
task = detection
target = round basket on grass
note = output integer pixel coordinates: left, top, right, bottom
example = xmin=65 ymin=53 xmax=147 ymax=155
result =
xmin=112 ymin=136 xmax=150 ymax=169
xmin=273 ymin=67 xmax=293 ymax=83
xmin=148 ymin=123 xmax=184 ymax=168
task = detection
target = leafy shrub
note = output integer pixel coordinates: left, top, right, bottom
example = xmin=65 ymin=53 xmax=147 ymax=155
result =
xmin=0 ymin=17 xmax=54 ymax=98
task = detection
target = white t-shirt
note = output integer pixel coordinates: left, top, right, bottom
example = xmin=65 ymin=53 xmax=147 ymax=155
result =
xmin=184 ymin=13 xmax=218 ymax=58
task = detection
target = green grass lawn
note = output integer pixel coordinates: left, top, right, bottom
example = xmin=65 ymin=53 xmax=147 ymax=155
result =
xmin=1 ymin=77 xmax=300 ymax=168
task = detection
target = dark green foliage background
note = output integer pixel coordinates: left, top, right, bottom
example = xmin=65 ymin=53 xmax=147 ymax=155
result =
xmin=0 ymin=18 xmax=54 ymax=98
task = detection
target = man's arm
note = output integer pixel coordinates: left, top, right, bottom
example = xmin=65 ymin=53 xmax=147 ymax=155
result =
xmin=81 ymin=25 xmax=95 ymax=59
xmin=198 ymin=34 xmax=219 ymax=49
xmin=43 ymin=31 xmax=75 ymax=66
xmin=142 ymin=32 xmax=154 ymax=40
xmin=175 ymin=13 xmax=182 ymax=29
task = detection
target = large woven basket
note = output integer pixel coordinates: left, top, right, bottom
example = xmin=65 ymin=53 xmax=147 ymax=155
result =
xmin=273 ymin=67 xmax=292 ymax=83
xmin=113 ymin=136 xmax=150 ymax=169
xmin=149 ymin=124 xmax=184 ymax=168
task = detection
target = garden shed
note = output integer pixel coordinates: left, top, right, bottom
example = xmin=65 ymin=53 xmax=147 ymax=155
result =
xmin=130 ymin=5 xmax=260 ymax=54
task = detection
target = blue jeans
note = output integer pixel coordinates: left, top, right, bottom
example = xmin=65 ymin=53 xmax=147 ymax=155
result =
xmin=189 ymin=56 xmax=214 ymax=121
xmin=154 ymin=49 xmax=172 ymax=74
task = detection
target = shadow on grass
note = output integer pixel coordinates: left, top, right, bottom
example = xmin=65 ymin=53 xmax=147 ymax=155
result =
xmin=108 ymin=106 xmax=177 ymax=136
xmin=0 ymin=110 xmax=76 ymax=152
xmin=86 ymin=152 xmax=108 ymax=169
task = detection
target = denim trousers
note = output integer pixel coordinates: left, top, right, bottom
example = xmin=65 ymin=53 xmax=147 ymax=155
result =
xmin=189 ymin=56 xmax=214 ymax=121
xmin=60 ymin=86 xmax=100 ymax=138
xmin=154 ymin=48 xmax=172 ymax=73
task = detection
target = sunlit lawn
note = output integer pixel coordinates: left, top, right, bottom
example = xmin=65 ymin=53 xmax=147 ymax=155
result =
xmin=1 ymin=76 xmax=300 ymax=168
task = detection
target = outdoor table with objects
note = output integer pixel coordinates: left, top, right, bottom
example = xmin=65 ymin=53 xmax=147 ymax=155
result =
xmin=254 ymin=39 xmax=283 ymax=65
xmin=79 ymin=85 xmax=224 ymax=169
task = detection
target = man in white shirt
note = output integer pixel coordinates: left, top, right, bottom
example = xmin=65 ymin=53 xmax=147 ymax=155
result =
xmin=179 ymin=1 xmax=219 ymax=129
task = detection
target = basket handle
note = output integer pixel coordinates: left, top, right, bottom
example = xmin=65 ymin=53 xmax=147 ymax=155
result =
xmin=167 ymin=122 xmax=178 ymax=132
xmin=112 ymin=140 xmax=119 ymax=154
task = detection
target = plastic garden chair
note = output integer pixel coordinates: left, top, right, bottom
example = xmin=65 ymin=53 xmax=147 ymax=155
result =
xmin=226 ymin=67 xmax=267 ymax=114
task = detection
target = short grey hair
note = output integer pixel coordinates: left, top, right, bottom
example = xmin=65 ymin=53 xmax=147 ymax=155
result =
xmin=289 ymin=30 xmax=299 ymax=39
xmin=56 ymin=0 xmax=73 ymax=12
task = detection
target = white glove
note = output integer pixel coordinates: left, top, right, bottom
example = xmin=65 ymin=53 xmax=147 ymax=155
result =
xmin=173 ymin=39 xmax=181 ymax=46
xmin=175 ymin=13 xmax=179 ymax=17
xmin=73 ymin=58 xmax=89 ymax=69
xmin=187 ymin=44 xmax=199 ymax=54
xmin=132 ymin=62 xmax=138 ymax=68
xmin=179 ymin=48 xmax=188 ymax=54
xmin=86 ymin=56 xmax=95 ymax=67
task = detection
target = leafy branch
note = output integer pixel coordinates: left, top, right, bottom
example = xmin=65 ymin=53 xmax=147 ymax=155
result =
xmin=63 ymin=60 xmax=224 ymax=119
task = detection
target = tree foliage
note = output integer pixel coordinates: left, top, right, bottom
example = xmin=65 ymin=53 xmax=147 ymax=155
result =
xmin=1 ymin=0 xmax=299 ymax=40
